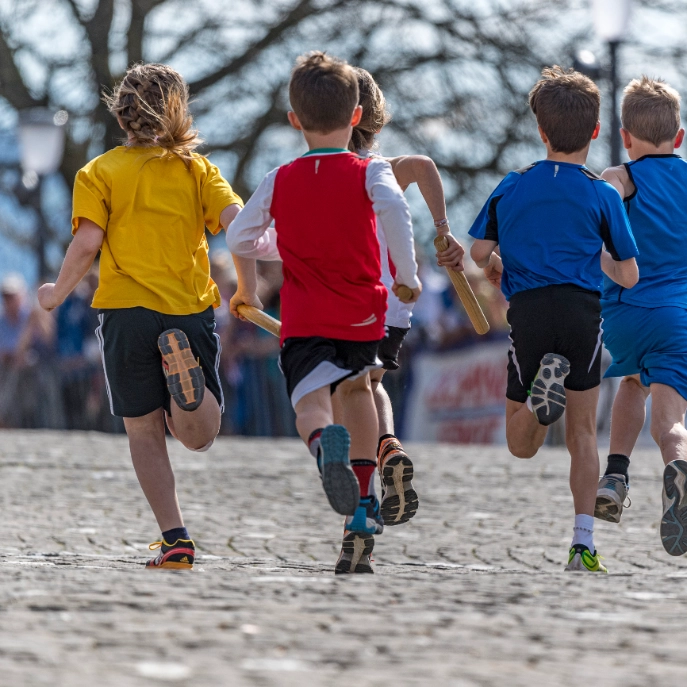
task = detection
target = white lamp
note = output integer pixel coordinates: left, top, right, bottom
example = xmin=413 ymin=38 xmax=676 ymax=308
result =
xmin=17 ymin=109 xmax=68 ymax=176
xmin=592 ymin=0 xmax=632 ymax=42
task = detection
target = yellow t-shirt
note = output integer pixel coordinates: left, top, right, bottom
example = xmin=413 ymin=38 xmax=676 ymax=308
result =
xmin=72 ymin=146 xmax=243 ymax=314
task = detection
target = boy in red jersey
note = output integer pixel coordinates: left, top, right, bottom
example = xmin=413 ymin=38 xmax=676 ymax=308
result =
xmin=227 ymin=52 xmax=420 ymax=567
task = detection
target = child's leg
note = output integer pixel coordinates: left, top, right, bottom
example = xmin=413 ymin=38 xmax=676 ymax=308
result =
xmin=337 ymin=372 xmax=378 ymax=460
xmin=370 ymin=369 xmax=394 ymax=436
xmin=168 ymin=392 xmax=221 ymax=451
xmin=294 ymin=386 xmax=334 ymax=442
xmin=124 ymin=409 xmax=184 ymax=532
xmin=649 ymin=383 xmax=687 ymax=465
xmin=505 ymin=399 xmax=548 ymax=458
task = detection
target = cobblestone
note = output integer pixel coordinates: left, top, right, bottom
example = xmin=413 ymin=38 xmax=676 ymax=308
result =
xmin=1 ymin=431 xmax=685 ymax=686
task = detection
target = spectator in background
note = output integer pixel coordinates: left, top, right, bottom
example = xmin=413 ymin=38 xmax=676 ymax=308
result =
xmin=0 ymin=273 xmax=30 ymax=367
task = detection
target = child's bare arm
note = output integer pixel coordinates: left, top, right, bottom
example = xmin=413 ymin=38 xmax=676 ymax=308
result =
xmin=601 ymin=252 xmax=639 ymax=289
xmin=37 ymin=219 xmax=104 ymax=312
xmin=470 ymin=239 xmax=498 ymax=268
xmin=229 ymin=255 xmax=263 ymax=320
xmin=220 ymin=203 xmax=242 ymax=229
xmin=601 ymin=165 xmax=634 ymax=199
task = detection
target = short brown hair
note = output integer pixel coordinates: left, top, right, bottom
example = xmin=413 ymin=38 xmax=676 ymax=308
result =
xmin=289 ymin=52 xmax=359 ymax=133
xmin=104 ymin=63 xmax=200 ymax=168
xmin=348 ymin=68 xmax=391 ymax=153
xmin=622 ymin=76 xmax=681 ymax=146
xmin=528 ymin=66 xmax=600 ymax=154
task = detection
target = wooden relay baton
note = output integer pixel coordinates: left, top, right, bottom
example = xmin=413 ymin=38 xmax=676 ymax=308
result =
xmin=236 ymin=304 xmax=281 ymax=338
xmin=433 ymin=235 xmax=490 ymax=335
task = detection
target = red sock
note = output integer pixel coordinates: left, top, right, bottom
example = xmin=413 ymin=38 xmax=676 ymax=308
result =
xmin=351 ymin=459 xmax=377 ymax=497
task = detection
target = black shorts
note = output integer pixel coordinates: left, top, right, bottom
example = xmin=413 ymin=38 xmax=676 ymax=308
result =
xmin=96 ymin=306 xmax=223 ymax=418
xmin=279 ymin=336 xmax=382 ymax=408
xmin=506 ymin=284 xmax=602 ymax=403
xmin=378 ymin=326 xmax=410 ymax=371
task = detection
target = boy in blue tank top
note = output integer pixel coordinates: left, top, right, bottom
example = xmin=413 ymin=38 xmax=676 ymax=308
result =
xmin=593 ymin=77 xmax=687 ymax=557
xmin=470 ymin=66 xmax=639 ymax=572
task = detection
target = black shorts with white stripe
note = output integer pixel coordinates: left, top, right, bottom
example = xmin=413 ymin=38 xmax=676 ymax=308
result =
xmin=96 ymin=306 xmax=224 ymax=418
xmin=506 ymin=284 xmax=602 ymax=404
xmin=279 ymin=336 xmax=382 ymax=409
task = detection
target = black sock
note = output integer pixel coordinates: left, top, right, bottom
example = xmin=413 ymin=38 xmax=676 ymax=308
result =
xmin=605 ymin=454 xmax=630 ymax=484
xmin=162 ymin=527 xmax=190 ymax=544
xmin=377 ymin=433 xmax=396 ymax=456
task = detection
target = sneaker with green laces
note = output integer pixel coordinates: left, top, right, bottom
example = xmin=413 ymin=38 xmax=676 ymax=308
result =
xmin=565 ymin=544 xmax=607 ymax=573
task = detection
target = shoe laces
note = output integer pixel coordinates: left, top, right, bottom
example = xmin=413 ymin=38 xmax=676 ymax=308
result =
xmin=149 ymin=541 xmax=162 ymax=551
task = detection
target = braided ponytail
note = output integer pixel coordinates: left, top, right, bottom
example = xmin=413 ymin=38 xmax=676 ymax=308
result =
xmin=348 ymin=68 xmax=391 ymax=153
xmin=104 ymin=63 xmax=201 ymax=168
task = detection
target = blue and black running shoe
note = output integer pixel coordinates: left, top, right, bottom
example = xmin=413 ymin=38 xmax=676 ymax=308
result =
xmin=319 ymin=424 xmax=360 ymax=516
xmin=345 ymin=495 xmax=384 ymax=535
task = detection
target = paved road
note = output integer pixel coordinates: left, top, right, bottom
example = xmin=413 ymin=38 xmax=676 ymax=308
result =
xmin=1 ymin=431 xmax=685 ymax=686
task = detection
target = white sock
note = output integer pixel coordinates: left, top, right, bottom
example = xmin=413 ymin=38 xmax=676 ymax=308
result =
xmin=572 ymin=514 xmax=595 ymax=553
xmin=526 ymin=396 xmax=533 ymax=412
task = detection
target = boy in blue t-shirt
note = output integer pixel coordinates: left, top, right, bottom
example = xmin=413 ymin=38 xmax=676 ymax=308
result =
xmin=469 ymin=66 xmax=639 ymax=573
xmin=593 ymin=77 xmax=687 ymax=557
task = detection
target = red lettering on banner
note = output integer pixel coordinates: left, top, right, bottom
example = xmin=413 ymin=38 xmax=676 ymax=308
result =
xmin=424 ymin=359 xmax=507 ymax=410
xmin=437 ymin=417 xmax=502 ymax=444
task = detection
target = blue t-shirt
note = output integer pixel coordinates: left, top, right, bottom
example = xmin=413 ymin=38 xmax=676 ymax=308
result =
xmin=469 ymin=160 xmax=638 ymax=301
xmin=603 ymin=154 xmax=687 ymax=308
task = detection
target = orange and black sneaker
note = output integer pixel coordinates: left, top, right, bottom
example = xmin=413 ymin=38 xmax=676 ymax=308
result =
xmin=146 ymin=538 xmax=195 ymax=570
xmin=378 ymin=435 xmax=419 ymax=526
xmin=158 ymin=328 xmax=205 ymax=411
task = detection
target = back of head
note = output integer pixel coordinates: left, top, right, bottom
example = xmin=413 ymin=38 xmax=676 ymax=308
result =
xmin=349 ymin=68 xmax=391 ymax=153
xmin=104 ymin=63 xmax=201 ymax=167
xmin=289 ymin=52 xmax=359 ymax=134
xmin=622 ymin=76 xmax=681 ymax=147
xmin=529 ymin=66 xmax=600 ymax=154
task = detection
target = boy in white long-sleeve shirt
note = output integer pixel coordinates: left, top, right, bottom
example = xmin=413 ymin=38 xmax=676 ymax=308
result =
xmin=227 ymin=52 xmax=420 ymax=573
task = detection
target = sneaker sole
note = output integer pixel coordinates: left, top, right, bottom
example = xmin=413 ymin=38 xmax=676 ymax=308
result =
xmin=661 ymin=459 xmax=687 ymax=556
xmin=530 ymin=353 xmax=570 ymax=426
xmin=380 ymin=454 xmax=418 ymax=526
xmin=320 ymin=425 xmax=359 ymax=516
xmin=594 ymin=495 xmax=622 ymax=523
xmin=146 ymin=562 xmax=194 ymax=570
xmin=335 ymin=532 xmax=374 ymax=574
xmin=158 ymin=329 xmax=205 ymax=412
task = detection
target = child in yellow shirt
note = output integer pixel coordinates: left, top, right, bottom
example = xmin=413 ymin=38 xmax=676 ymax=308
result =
xmin=38 ymin=63 xmax=243 ymax=569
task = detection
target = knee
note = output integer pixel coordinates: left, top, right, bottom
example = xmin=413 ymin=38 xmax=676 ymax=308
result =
xmin=185 ymin=438 xmax=215 ymax=453
xmin=507 ymin=440 xmax=537 ymax=459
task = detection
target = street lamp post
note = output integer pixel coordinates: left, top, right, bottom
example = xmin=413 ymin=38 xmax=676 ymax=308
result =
xmin=16 ymin=108 xmax=67 ymax=280
xmin=592 ymin=0 xmax=632 ymax=166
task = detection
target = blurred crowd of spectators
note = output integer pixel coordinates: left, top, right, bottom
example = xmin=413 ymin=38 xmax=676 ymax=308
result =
xmin=0 ymin=247 xmax=509 ymax=436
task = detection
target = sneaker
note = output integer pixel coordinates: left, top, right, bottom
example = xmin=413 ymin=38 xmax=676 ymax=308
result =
xmin=595 ymin=474 xmax=630 ymax=523
xmin=158 ymin=329 xmax=205 ymax=411
xmin=660 ymin=459 xmax=687 ymax=556
xmin=146 ymin=538 xmax=195 ymax=570
xmin=378 ymin=437 xmax=418 ymax=526
xmin=319 ymin=425 xmax=360 ymax=516
xmin=335 ymin=531 xmax=374 ymax=574
xmin=565 ymin=544 xmax=607 ymax=572
xmin=529 ymin=353 xmax=570 ymax=426
xmin=345 ymin=495 xmax=384 ymax=535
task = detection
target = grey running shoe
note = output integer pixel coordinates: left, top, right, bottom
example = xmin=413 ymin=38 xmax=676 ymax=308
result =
xmin=335 ymin=531 xmax=374 ymax=574
xmin=529 ymin=353 xmax=570 ymax=426
xmin=595 ymin=474 xmax=629 ymax=523
xmin=378 ymin=436 xmax=418 ymax=526
xmin=319 ymin=425 xmax=360 ymax=516
xmin=660 ymin=459 xmax=687 ymax=556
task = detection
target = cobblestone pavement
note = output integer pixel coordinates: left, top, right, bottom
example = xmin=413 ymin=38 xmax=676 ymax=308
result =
xmin=1 ymin=431 xmax=686 ymax=687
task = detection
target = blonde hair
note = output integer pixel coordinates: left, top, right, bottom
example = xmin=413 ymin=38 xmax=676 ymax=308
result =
xmin=622 ymin=76 xmax=681 ymax=146
xmin=349 ymin=68 xmax=391 ymax=153
xmin=529 ymin=66 xmax=600 ymax=154
xmin=104 ymin=63 xmax=200 ymax=167
xmin=289 ymin=52 xmax=359 ymax=133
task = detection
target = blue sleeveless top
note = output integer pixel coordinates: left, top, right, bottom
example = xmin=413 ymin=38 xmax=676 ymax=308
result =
xmin=603 ymin=154 xmax=687 ymax=308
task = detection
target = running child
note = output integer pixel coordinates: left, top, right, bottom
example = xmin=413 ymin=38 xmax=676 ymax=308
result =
xmin=332 ymin=67 xmax=464 ymax=573
xmin=593 ymin=77 xmax=687 ymax=556
xmin=37 ymin=63 xmax=243 ymax=569
xmin=469 ymin=66 xmax=639 ymax=572
xmin=226 ymin=52 xmax=420 ymax=572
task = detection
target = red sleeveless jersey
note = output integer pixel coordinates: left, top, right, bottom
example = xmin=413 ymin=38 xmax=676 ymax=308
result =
xmin=270 ymin=152 xmax=386 ymax=343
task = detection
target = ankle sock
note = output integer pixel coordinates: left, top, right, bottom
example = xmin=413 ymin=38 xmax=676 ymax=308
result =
xmin=377 ymin=433 xmax=396 ymax=455
xmin=605 ymin=453 xmax=630 ymax=484
xmin=308 ymin=428 xmax=324 ymax=473
xmin=351 ymin=459 xmax=377 ymax=498
xmin=162 ymin=527 xmax=189 ymax=544
xmin=572 ymin=514 xmax=595 ymax=553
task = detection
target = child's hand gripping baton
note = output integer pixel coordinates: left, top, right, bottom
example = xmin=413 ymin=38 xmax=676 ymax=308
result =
xmin=433 ymin=235 xmax=490 ymax=335
xmin=236 ymin=305 xmax=281 ymax=338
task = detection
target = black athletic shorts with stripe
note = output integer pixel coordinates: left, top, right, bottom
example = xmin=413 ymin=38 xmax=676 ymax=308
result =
xmin=96 ymin=306 xmax=223 ymax=417
xmin=506 ymin=284 xmax=602 ymax=403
